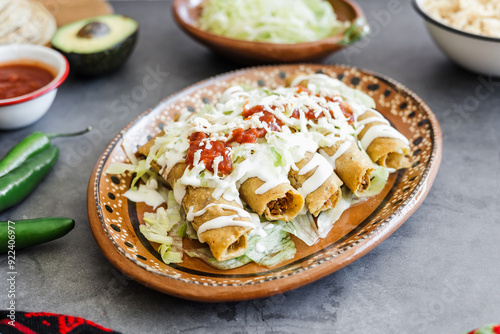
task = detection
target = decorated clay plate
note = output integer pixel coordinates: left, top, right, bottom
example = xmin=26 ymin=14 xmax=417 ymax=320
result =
xmin=87 ymin=64 xmax=442 ymax=302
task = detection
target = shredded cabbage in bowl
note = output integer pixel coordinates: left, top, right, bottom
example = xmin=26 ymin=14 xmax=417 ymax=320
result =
xmin=197 ymin=0 xmax=350 ymax=44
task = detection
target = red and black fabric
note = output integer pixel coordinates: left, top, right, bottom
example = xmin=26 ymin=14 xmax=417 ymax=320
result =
xmin=0 ymin=311 xmax=122 ymax=334
xmin=465 ymin=324 xmax=500 ymax=334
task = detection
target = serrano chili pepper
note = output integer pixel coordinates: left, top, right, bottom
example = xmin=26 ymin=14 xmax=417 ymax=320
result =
xmin=0 ymin=127 xmax=92 ymax=178
xmin=0 ymin=146 xmax=59 ymax=213
xmin=0 ymin=217 xmax=75 ymax=253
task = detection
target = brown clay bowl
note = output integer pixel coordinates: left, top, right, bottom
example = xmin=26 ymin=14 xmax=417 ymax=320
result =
xmin=172 ymin=0 xmax=368 ymax=64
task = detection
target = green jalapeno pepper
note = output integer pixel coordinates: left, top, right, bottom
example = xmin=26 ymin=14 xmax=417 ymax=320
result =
xmin=0 ymin=217 xmax=75 ymax=253
xmin=0 ymin=146 xmax=59 ymax=213
xmin=0 ymin=127 xmax=91 ymax=178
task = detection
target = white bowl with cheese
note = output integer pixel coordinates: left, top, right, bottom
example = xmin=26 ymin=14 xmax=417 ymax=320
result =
xmin=413 ymin=0 xmax=500 ymax=76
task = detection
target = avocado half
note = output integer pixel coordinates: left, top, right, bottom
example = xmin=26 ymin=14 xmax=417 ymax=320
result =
xmin=51 ymin=14 xmax=138 ymax=77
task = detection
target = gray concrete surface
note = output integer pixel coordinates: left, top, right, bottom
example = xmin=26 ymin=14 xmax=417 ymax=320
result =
xmin=1 ymin=0 xmax=499 ymax=333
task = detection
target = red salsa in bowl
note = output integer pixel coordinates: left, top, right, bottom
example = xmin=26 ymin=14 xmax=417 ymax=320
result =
xmin=0 ymin=61 xmax=56 ymax=100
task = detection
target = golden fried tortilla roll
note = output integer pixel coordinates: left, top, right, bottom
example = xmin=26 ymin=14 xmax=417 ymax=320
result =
xmin=168 ymin=162 xmax=253 ymax=261
xmin=321 ymin=139 xmax=375 ymax=195
xmin=288 ymin=152 xmax=343 ymax=217
xmin=239 ymin=178 xmax=304 ymax=222
xmin=182 ymin=185 xmax=252 ymax=262
xmin=136 ymin=136 xmax=156 ymax=157
xmin=357 ymin=110 xmax=411 ymax=169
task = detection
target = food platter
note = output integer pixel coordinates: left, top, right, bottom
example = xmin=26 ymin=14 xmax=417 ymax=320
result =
xmin=87 ymin=64 xmax=442 ymax=302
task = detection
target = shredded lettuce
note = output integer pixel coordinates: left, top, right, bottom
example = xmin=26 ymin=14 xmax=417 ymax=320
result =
xmin=130 ymin=160 xmax=149 ymax=189
xmin=142 ymin=208 xmax=176 ymax=241
xmin=270 ymin=147 xmax=283 ymax=167
xmin=165 ymin=191 xmax=182 ymax=222
xmin=177 ymin=221 xmax=198 ymax=240
xmin=177 ymin=222 xmax=188 ymax=237
xmin=324 ymin=83 xmax=375 ymax=109
xmin=261 ymin=88 xmax=277 ymax=96
xmin=266 ymin=135 xmax=303 ymax=172
xmin=185 ymin=248 xmax=252 ymax=270
xmin=284 ymin=214 xmax=319 ymax=246
xmin=185 ymin=221 xmax=198 ymax=240
xmin=198 ymin=0 xmax=349 ymax=44
xmin=285 ymin=196 xmax=351 ymax=243
xmin=144 ymin=123 xmax=189 ymax=172
xmin=139 ymin=191 xmax=184 ymax=264
xmin=104 ymin=162 xmax=136 ymax=175
xmin=245 ymin=221 xmax=295 ymax=265
xmin=316 ymin=197 xmax=351 ymax=238
xmin=340 ymin=88 xmax=376 ymax=109
xmin=158 ymin=243 xmax=183 ymax=264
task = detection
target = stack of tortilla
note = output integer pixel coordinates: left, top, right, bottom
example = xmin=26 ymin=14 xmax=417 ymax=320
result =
xmin=0 ymin=0 xmax=56 ymax=45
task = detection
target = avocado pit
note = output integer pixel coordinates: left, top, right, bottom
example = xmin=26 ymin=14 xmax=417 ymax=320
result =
xmin=77 ymin=21 xmax=111 ymax=39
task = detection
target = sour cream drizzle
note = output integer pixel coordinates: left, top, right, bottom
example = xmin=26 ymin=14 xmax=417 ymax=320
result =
xmin=320 ymin=140 xmax=351 ymax=170
xmin=352 ymin=105 xmax=409 ymax=150
xmin=356 ymin=116 xmax=389 ymax=129
xmin=187 ymin=203 xmax=252 ymax=221
xmin=186 ymin=202 xmax=265 ymax=242
xmin=196 ymin=215 xmax=256 ymax=243
xmin=297 ymin=153 xmax=333 ymax=198
xmin=360 ymin=124 xmax=410 ymax=150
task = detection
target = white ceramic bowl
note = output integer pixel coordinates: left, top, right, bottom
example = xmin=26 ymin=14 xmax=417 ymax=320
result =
xmin=0 ymin=44 xmax=69 ymax=130
xmin=413 ymin=0 xmax=500 ymax=76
